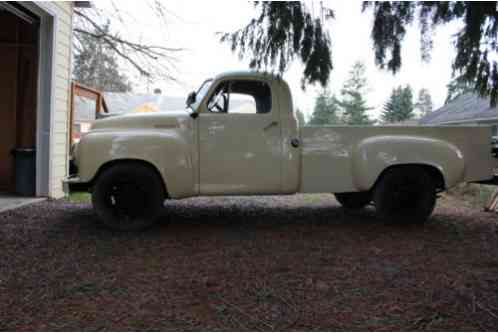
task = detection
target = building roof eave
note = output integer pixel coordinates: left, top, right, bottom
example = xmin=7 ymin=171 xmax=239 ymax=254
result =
xmin=74 ymin=1 xmax=91 ymax=8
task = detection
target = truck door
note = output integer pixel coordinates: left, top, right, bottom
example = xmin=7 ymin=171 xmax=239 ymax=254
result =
xmin=198 ymin=79 xmax=282 ymax=195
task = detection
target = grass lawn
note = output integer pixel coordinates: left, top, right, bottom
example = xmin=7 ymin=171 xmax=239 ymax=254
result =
xmin=68 ymin=192 xmax=91 ymax=203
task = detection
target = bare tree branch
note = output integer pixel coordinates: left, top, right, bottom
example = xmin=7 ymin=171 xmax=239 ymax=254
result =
xmin=74 ymin=28 xmax=150 ymax=77
xmin=73 ymin=2 xmax=183 ymax=83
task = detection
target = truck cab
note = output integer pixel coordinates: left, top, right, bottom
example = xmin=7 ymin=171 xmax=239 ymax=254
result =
xmin=190 ymin=72 xmax=300 ymax=195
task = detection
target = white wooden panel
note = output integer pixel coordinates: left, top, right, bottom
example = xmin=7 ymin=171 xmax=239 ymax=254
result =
xmin=55 ymin=92 xmax=70 ymax=106
xmin=55 ymin=58 xmax=70 ymax=73
xmin=56 ymin=28 xmax=72 ymax=44
xmin=53 ymin=160 xmax=68 ymax=170
xmin=56 ymin=69 xmax=70 ymax=81
xmin=55 ymin=93 xmax=69 ymax=106
xmin=55 ymin=75 xmax=70 ymax=90
xmin=56 ymin=15 xmax=72 ymax=30
xmin=54 ymin=142 xmax=67 ymax=154
xmin=47 ymin=1 xmax=73 ymax=199
xmin=54 ymin=2 xmax=73 ymax=16
xmin=54 ymin=111 xmax=69 ymax=124
xmin=56 ymin=43 xmax=71 ymax=60
xmin=54 ymin=121 xmax=68 ymax=132
xmin=55 ymin=95 xmax=69 ymax=108
xmin=54 ymin=133 xmax=68 ymax=145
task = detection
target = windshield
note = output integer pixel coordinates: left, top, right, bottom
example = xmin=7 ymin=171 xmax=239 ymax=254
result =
xmin=190 ymin=79 xmax=213 ymax=110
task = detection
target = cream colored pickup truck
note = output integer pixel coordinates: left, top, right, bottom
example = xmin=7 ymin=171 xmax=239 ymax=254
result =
xmin=64 ymin=71 xmax=498 ymax=230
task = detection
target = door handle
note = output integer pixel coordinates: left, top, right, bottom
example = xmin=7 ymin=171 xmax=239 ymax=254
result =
xmin=263 ymin=121 xmax=278 ymax=131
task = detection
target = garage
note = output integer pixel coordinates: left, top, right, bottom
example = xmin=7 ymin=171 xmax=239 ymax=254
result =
xmin=0 ymin=2 xmax=75 ymax=202
xmin=0 ymin=3 xmax=39 ymax=196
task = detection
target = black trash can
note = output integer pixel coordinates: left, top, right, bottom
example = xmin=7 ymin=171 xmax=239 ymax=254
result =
xmin=12 ymin=148 xmax=36 ymax=196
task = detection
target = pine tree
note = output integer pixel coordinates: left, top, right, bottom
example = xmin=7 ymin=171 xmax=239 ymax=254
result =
xmin=337 ymin=62 xmax=375 ymax=125
xmin=295 ymin=108 xmax=306 ymax=127
xmin=445 ymin=76 xmax=475 ymax=104
xmin=381 ymin=85 xmax=415 ymax=123
xmin=415 ymin=88 xmax=433 ymax=117
xmin=308 ymin=89 xmax=340 ymax=125
xmin=227 ymin=2 xmax=498 ymax=106
xmin=73 ymin=21 xmax=132 ymax=92
xmin=220 ymin=2 xmax=333 ymax=88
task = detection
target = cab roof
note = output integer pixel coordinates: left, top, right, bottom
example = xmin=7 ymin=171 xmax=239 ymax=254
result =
xmin=213 ymin=70 xmax=282 ymax=82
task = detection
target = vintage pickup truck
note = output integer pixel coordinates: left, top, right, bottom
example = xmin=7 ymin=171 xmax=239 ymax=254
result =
xmin=64 ymin=71 xmax=498 ymax=230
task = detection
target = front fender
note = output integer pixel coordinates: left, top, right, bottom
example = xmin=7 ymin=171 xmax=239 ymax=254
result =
xmin=351 ymin=135 xmax=465 ymax=191
xmin=76 ymin=129 xmax=195 ymax=198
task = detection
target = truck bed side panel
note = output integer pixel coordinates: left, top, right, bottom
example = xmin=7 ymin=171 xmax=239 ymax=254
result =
xmin=299 ymin=126 xmax=494 ymax=193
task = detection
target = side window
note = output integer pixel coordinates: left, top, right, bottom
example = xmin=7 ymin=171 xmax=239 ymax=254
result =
xmin=229 ymin=93 xmax=257 ymax=114
xmin=207 ymin=82 xmax=229 ymax=113
xmin=207 ymin=80 xmax=272 ymax=114
xmin=229 ymin=80 xmax=271 ymax=114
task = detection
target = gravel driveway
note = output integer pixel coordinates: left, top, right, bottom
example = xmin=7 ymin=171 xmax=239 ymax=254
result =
xmin=1 ymin=194 xmax=498 ymax=330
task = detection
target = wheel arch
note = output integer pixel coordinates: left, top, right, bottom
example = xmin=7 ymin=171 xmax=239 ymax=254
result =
xmin=352 ymin=135 xmax=465 ymax=192
xmin=372 ymin=163 xmax=446 ymax=192
xmin=76 ymin=130 xmax=196 ymax=198
xmin=90 ymin=159 xmax=169 ymax=198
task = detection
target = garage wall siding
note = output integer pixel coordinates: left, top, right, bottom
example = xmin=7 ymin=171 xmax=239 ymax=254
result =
xmin=49 ymin=2 xmax=73 ymax=198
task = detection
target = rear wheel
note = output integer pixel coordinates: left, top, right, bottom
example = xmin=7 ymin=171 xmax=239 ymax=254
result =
xmin=335 ymin=192 xmax=372 ymax=210
xmin=92 ymin=162 xmax=165 ymax=231
xmin=373 ymin=166 xmax=436 ymax=224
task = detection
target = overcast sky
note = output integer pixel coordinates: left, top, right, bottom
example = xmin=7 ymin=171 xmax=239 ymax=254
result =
xmin=99 ymin=0 xmax=462 ymax=120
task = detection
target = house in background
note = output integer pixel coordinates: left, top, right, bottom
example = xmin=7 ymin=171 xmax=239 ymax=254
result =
xmin=419 ymin=93 xmax=498 ymax=138
xmin=0 ymin=2 xmax=86 ymax=199
xmin=72 ymin=92 xmax=186 ymax=141
xmin=73 ymin=91 xmax=250 ymax=141
xmin=102 ymin=92 xmax=186 ymax=114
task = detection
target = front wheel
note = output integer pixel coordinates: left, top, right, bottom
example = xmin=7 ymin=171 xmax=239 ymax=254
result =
xmin=92 ymin=162 xmax=165 ymax=231
xmin=373 ymin=166 xmax=436 ymax=224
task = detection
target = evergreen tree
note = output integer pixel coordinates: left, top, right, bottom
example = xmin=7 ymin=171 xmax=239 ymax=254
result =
xmin=226 ymin=2 xmax=498 ymax=105
xmin=220 ymin=2 xmax=333 ymax=88
xmin=337 ymin=62 xmax=374 ymax=125
xmin=308 ymin=89 xmax=340 ymax=125
xmin=73 ymin=21 xmax=132 ymax=92
xmin=295 ymin=108 xmax=306 ymax=127
xmin=381 ymin=85 xmax=415 ymax=123
xmin=445 ymin=76 xmax=475 ymax=104
xmin=415 ymin=88 xmax=433 ymax=117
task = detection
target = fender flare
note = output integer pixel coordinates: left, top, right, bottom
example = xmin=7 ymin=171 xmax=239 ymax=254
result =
xmin=351 ymin=135 xmax=465 ymax=191
xmin=76 ymin=130 xmax=195 ymax=198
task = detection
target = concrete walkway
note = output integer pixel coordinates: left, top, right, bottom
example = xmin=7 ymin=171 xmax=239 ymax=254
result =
xmin=0 ymin=194 xmax=46 ymax=213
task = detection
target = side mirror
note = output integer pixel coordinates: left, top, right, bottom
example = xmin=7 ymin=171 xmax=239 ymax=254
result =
xmin=186 ymin=91 xmax=196 ymax=107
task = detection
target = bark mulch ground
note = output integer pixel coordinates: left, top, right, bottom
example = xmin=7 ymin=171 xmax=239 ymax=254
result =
xmin=1 ymin=194 xmax=498 ymax=331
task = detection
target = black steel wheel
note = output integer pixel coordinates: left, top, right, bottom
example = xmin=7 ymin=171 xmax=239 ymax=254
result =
xmin=373 ymin=166 xmax=436 ymax=224
xmin=92 ymin=162 xmax=165 ymax=231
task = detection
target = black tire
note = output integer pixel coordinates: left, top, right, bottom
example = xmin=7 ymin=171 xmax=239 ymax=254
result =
xmin=373 ymin=166 xmax=436 ymax=224
xmin=92 ymin=162 xmax=165 ymax=231
xmin=335 ymin=192 xmax=372 ymax=210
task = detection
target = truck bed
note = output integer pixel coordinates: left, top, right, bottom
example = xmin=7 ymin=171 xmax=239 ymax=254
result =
xmin=299 ymin=126 xmax=496 ymax=193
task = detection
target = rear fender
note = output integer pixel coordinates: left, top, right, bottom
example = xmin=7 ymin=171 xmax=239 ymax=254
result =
xmin=351 ymin=135 xmax=465 ymax=191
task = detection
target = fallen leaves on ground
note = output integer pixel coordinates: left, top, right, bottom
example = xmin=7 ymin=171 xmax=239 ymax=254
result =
xmin=1 ymin=194 xmax=497 ymax=331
